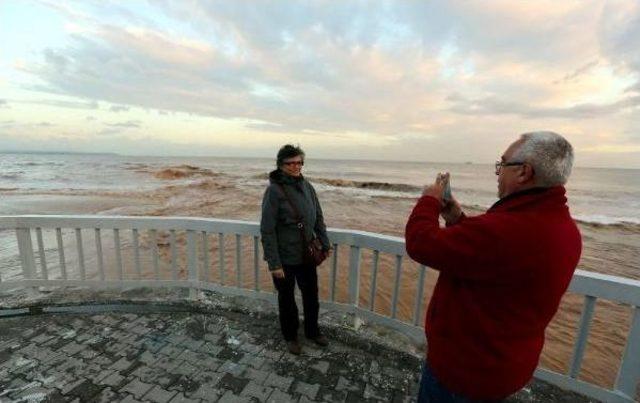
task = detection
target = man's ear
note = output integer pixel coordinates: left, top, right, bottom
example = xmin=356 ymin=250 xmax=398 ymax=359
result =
xmin=517 ymin=163 xmax=535 ymax=184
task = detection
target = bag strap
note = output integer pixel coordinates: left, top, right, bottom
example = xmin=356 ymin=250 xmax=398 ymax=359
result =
xmin=277 ymin=183 xmax=309 ymax=244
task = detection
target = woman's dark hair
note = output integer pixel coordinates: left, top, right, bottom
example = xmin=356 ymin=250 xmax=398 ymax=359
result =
xmin=276 ymin=144 xmax=305 ymax=167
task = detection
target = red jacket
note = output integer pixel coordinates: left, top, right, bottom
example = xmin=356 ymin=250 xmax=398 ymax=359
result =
xmin=405 ymin=187 xmax=581 ymax=400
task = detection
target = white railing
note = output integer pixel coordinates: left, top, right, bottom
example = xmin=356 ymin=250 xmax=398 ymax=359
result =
xmin=0 ymin=215 xmax=639 ymax=403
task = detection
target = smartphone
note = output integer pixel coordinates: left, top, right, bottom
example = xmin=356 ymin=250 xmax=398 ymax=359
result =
xmin=440 ymin=172 xmax=452 ymax=201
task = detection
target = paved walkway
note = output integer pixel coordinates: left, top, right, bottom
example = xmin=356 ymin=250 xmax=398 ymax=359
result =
xmin=0 ymin=307 xmax=421 ymax=402
xmin=0 ymin=287 xmax=598 ymax=403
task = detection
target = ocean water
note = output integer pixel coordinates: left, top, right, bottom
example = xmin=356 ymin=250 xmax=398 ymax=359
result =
xmin=1 ymin=152 xmax=639 ymax=225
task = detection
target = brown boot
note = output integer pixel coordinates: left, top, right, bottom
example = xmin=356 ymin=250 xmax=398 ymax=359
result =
xmin=287 ymin=340 xmax=302 ymax=355
xmin=310 ymin=335 xmax=329 ymax=347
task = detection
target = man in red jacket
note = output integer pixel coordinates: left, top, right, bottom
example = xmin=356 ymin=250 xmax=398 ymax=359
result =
xmin=405 ymin=131 xmax=582 ymax=402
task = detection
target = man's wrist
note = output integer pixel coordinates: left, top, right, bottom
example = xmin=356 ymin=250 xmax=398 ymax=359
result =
xmin=445 ymin=211 xmax=464 ymax=226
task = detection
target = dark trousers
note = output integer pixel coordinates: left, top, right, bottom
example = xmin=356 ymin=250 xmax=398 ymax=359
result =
xmin=418 ymin=361 xmax=503 ymax=403
xmin=272 ymin=263 xmax=320 ymax=341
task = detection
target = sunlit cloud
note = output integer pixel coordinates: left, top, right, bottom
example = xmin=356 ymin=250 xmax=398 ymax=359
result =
xmin=0 ymin=0 xmax=638 ymax=167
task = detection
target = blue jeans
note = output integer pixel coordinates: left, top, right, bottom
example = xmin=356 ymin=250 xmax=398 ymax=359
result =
xmin=418 ymin=361 xmax=500 ymax=403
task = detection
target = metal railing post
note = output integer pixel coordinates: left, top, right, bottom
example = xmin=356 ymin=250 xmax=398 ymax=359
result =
xmin=187 ymin=230 xmax=198 ymax=299
xmin=348 ymin=245 xmax=361 ymax=328
xmin=615 ymin=306 xmax=640 ymax=399
xmin=16 ymin=227 xmax=37 ymax=295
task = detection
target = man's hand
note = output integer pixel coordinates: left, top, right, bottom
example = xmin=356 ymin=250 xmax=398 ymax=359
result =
xmin=441 ymin=197 xmax=463 ymax=225
xmin=271 ymin=268 xmax=285 ymax=279
xmin=421 ymin=173 xmax=448 ymax=203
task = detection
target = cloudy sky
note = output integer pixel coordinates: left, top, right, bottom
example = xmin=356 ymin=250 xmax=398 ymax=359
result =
xmin=1 ymin=1 xmax=639 ymax=168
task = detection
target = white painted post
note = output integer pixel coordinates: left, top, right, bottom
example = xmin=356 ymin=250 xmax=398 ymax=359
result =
xmin=219 ymin=233 xmax=225 ymax=285
xmin=95 ymin=228 xmax=105 ymax=281
xmin=569 ymin=295 xmax=597 ymax=378
xmin=413 ymin=265 xmax=427 ymax=326
xmin=132 ymin=229 xmax=141 ymax=278
xmin=348 ymin=245 xmax=361 ymax=306
xmin=369 ymin=250 xmax=379 ymax=311
xmin=56 ymin=228 xmax=67 ymax=280
xmin=202 ymin=232 xmax=210 ymax=282
xmin=75 ymin=228 xmax=86 ymax=280
xmin=615 ymin=306 xmax=640 ymax=398
xmin=187 ymin=230 xmax=198 ymax=299
xmin=330 ymin=244 xmax=338 ymax=302
xmin=235 ymin=234 xmax=242 ymax=287
xmin=150 ymin=229 xmax=159 ymax=279
xmin=391 ymin=255 xmax=403 ymax=319
xmin=36 ymin=228 xmax=48 ymax=280
xmin=170 ymin=230 xmax=178 ymax=280
xmin=114 ymin=229 xmax=123 ymax=281
xmin=16 ymin=228 xmax=36 ymax=289
xmin=253 ymin=236 xmax=260 ymax=292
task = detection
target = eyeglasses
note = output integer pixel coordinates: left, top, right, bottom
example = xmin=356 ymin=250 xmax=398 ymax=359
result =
xmin=283 ymin=160 xmax=304 ymax=166
xmin=495 ymin=160 xmax=524 ymax=175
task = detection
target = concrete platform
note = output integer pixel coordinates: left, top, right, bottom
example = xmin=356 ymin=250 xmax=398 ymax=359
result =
xmin=0 ymin=289 xmax=597 ymax=402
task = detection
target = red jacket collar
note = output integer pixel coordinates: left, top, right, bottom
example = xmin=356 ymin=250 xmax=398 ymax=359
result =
xmin=489 ymin=186 xmax=568 ymax=213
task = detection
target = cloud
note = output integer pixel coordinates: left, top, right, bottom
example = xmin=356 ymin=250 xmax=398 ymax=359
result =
xmin=104 ymin=120 xmax=142 ymax=128
xmin=22 ymin=98 xmax=100 ymax=110
xmin=554 ymin=60 xmax=600 ymax=84
xmin=109 ymin=105 xmax=130 ymax=112
xmin=448 ymin=94 xmax=640 ymax=119
xmin=4 ymin=1 xmax=640 ymax=167
xmin=20 ymin=2 xmax=634 ymax=136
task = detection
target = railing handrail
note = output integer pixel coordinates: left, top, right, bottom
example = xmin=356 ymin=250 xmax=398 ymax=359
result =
xmin=0 ymin=214 xmax=639 ymax=403
xmin=2 ymin=215 xmax=638 ymax=304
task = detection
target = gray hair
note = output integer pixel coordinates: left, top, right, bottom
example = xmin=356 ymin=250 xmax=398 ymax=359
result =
xmin=512 ymin=131 xmax=574 ymax=187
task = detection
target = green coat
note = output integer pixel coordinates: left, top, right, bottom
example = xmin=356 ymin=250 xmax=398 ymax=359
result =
xmin=260 ymin=169 xmax=331 ymax=270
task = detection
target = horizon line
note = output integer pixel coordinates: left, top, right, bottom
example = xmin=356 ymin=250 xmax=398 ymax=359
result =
xmin=1 ymin=150 xmax=638 ymax=171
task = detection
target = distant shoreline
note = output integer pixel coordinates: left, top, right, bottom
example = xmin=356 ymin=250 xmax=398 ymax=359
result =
xmin=1 ymin=151 xmax=637 ymax=170
xmin=0 ymin=151 xmax=119 ymax=156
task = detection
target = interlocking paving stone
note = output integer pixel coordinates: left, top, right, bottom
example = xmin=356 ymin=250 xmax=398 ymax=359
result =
xmin=218 ymin=390 xmax=252 ymax=403
xmin=31 ymin=333 xmax=55 ymax=345
xmin=110 ymin=356 xmax=133 ymax=371
xmin=266 ymin=389 xmax=297 ymax=403
xmin=190 ymin=383 xmax=223 ymax=401
xmin=217 ymin=372 xmax=249 ymax=395
xmin=218 ymin=360 xmax=247 ymax=377
xmin=159 ymin=344 xmax=185 ymax=358
xmin=66 ymin=379 xmax=104 ymax=401
xmin=173 ymin=361 xmax=199 ymax=376
xmin=168 ymin=375 xmax=201 ymax=394
xmin=336 ymin=375 xmax=363 ymax=393
xmin=295 ymin=380 xmax=321 ymax=400
xmin=170 ymin=391 xmax=204 ymax=403
xmin=192 ymin=369 xmax=224 ymax=386
xmin=144 ymin=385 xmax=179 ymax=403
xmin=120 ymin=393 xmax=144 ymax=403
xmin=311 ymin=360 xmax=330 ymax=375
xmin=263 ymin=372 xmax=294 ymax=392
xmin=93 ymin=386 xmax=127 ymax=402
xmin=241 ymin=380 xmax=274 ymax=401
xmin=100 ymin=371 xmax=125 ymax=387
xmin=242 ymin=367 xmax=270 ymax=384
xmin=10 ymin=384 xmax=66 ymax=402
xmin=121 ymin=378 xmax=155 ymax=399
xmin=364 ymin=383 xmax=393 ymax=401
xmin=2 ymin=305 xmax=584 ymax=403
